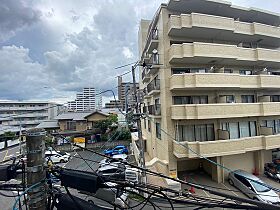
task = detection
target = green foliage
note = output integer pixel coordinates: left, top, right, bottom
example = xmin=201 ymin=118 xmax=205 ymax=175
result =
xmin=93 ymin=119 xmax=112 ymax=134
xmin=45 ymin=136 xmax=53 ymax=147
xmin=112 ymin=129 xmax=131 ymax=141
xmin=108 ymin=114 xmax=118 ymax=124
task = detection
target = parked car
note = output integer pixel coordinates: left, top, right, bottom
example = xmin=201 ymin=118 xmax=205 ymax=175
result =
xmin=264 ymin=163 xmax=280 ymax=182
xmin=103 ymin=145 xmax=128 ymax=156
xmin=45 ymin=151 xmax=70 ymax=164
xmin=97 ymin=163 xmax=140 ymax=183
xmin=99 ymin=154 xmax=128 ymax=167
xmin=228 ymin=170 xmax=280 ymax=204
xmin=97 ymin=163 xmax=126 ymax=180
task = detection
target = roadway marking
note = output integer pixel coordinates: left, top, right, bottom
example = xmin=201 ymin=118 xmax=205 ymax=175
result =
xmin=202 ymin=189 xmax=211 ymax=197
xmin=221 ymin=183 xmax=239 ymax=197
xmin=3 ymin=150 xmax=8 ymax=161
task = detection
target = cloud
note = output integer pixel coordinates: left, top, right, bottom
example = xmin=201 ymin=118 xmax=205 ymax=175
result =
xmin=1 ymin=0 xmax=278 ymax=105
xmin=0 ymin=0 xmax=41 ymax=42
xmin=0 ymin=45 xmax=47 ymax=100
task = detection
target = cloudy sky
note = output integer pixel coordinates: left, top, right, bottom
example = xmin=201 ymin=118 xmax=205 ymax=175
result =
xmin=0 ymin=0 xmax=279 ymax=105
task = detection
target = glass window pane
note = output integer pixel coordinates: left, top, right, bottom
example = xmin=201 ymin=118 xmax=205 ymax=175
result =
xmin=229 ymin=122 xmax=239 ymax=139
xmin=275 ymin=120 xmax=280 ymax=134
xmin=183 ymin=96 xmax=191 ymax=104
xmin=267 ymin=120 xmax=274 ymax=128
xmin=207 ymin=124 xmax=214 ymax=141
xmin=192 ymin=96 xmax=200 ymax=104
xmin=239 ymin=121 xmax=250 ymax=138
xmin=260 ymin=120 xmax=266 ymax=127
xmin=174 ymin=97 xmax=182 ymax=105
xmin=226 ymin=95 xmax=235 ymax=103
xmin=249 ymin=121 xmax=257 ymax=136
xmin=185 ymin=125 xmax=195 ymax=142
xmin=200 ymin=96 xmax=208 ymax=104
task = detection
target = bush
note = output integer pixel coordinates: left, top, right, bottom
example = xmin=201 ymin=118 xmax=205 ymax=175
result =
xmin=111 ymin=129 xmax=131 ymax=141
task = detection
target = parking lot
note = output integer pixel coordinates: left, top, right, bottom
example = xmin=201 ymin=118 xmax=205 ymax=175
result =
xmin=179 ymin=169 xmax=280 ymax=202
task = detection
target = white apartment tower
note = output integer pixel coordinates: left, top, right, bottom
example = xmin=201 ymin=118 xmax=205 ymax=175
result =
xmin=67 ymin=88 xmax=102 ymax=112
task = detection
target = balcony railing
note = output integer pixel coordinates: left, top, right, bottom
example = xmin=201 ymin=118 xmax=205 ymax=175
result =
xmin=169 ymin=42 xmax=280 ymax=68
xmin=147 ymin=105 xmax=161 ymax=116
xmin=147 ymin=78 xmax=160 ymax=94
xmin=173 ymin=134 xmax=280 ymax=158
xmin=169 ymin=73 xmax=280 ymax=90
xmin=168 ymin=13 xmax=280 ymax=47
xmin=148 ymin=53 xmax=160 ymax=65
xmin=171 ymin=102 xmax=280 ymax=120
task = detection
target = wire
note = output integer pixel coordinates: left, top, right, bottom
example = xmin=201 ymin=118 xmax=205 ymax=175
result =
xmin=73 ymin=144 xmax=280 ymax=209
xmin=146 ymin=114 xmax=280 ymax=194
xmin=64 ymin=186 xmax=83 ymax=210
xmin=12 ymin=179 xmax=46 ymax=210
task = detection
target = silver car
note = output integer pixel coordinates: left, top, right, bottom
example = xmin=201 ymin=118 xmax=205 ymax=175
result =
xmin=228 ymin=170 xmax=280 ymax=204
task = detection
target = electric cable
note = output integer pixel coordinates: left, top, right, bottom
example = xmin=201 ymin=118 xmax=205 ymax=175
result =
xmin=146 ymin=114 xmax=280 ymax=194
xmin=73 ymin=144 xmax=280 ymax=209
xmin=64 ymin=186 xmax=83 ymax=210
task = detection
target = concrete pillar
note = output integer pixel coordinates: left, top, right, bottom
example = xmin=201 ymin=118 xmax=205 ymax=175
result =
xmin=212 ymin=156 xmax=223 ymax=183
xmin=254 ymin=150 xmax=265 ymax=175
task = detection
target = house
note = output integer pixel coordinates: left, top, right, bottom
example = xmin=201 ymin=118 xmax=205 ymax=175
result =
xmin=55 ymin=111 xmax=109 ymax=132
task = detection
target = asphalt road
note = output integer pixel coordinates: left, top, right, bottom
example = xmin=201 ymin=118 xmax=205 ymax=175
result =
xmin=0 ymin=143 xmax=24 ymax=163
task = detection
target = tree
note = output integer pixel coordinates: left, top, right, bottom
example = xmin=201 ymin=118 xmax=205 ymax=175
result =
xmin=93 ymin=119 xmax=112 ymax=134
xmin=108 ymin=114 xmax=118 ymax=124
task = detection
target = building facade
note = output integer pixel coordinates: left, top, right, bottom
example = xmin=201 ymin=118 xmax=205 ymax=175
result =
xmin=138 ymin=0 xmax=280 ymax=183
xmin=67 ymin=87 xmax=102 ymax=112
xmin=104 ymin=100 xmax=122 ymax=109
xmin=118 ymin=77 xmax=139 ymax=111
xmin=0 ymin=101 xmax=60 ymax=129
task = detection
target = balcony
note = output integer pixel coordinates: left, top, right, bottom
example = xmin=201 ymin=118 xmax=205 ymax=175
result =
xmin=168 ymin=13 xmax=280 ymax=47
xmin=173 ymin=134 xmax=280 ymax=159
xmin=147 ymin=29 xmax=159 ymax=54
xmin=169 ymin=42 xmax=280 ymax=68
xmin=171 ymin=102 xmax=280 ymax=120
xmin=141 ymin=67 xmax=150 ymax=83
xmin=147 ymin=104 xmax=161 ymax=116
xmin=170 ymin=73 xmax=280 ymax=90
xmin=146 ymin=54 xmax=160 ymax=76
xmin=147 ymin=79 xmax=160 ymax=96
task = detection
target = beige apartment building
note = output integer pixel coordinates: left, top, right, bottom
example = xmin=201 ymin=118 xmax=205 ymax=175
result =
xmin=138 ymin=0 xmax=280 ymax=183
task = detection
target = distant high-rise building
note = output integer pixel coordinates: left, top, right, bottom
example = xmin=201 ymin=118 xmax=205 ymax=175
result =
xmin=118 ymin=77 xmax=139 ymax=111
xmin=67 ymin=87 xmax=102 ymax=112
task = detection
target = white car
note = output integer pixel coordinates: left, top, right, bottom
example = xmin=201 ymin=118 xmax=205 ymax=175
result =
xmin=99 ymin=154 xmax=128 ymax=167
xmin=45 ymin=151 xmax=70 ymax=164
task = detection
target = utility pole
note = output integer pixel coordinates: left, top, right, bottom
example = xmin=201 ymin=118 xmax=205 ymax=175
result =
xmin=131 ymin=64 xmax=146 ymax=182
xmin=26 ymin=128 xmax=47 ymax=210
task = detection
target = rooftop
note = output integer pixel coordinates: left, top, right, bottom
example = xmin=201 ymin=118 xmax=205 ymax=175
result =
xmin=166 ymin=0 xmax=280 ymax=26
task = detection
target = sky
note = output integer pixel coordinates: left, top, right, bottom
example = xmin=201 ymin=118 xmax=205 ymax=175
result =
xmin=0 ymin=0 xmax=279 ymax=105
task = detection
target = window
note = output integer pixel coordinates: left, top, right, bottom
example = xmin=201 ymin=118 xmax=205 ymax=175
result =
xmin=241 ymin=95 xmax=255 ymax=103
xmin=148 ymin=120 xmax=151 ymax=132
xmin=171 ymin=67 xmax=207 ymax=74
xmin=261 ymin=119 xmax=280 ymax=134
xmin=177 ymin=124 xmax=214 ymax=142
xmin=66 ymin=121 xmax=76 ymax=130
xmin=224 ymin=69 xmax=233 ymax=73
xmin=143 ymin=119 xmax=146 ymax=129
xmin=226 ymin=95 xmax=235 ymax=103
xmin=240 ymin=70 xmax=253 ymax=75
xmin=222 ymin=121 xmax=257 ymax=139
xmin=239 ymin=121 xmax=250 ymax=138
xmin=173 ymin=96 xmax=208 ymax=105
xmin=271 ymin=95 xmax=280 ymax=102
xmin=156 ymin=123 xmax=161 ymax=139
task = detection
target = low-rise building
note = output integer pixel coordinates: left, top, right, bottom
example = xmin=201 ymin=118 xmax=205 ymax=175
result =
xmin=55 ymin=111 xmax=109 ymax=132
xmin=0 ymin=101 xmax=60 ymax=129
